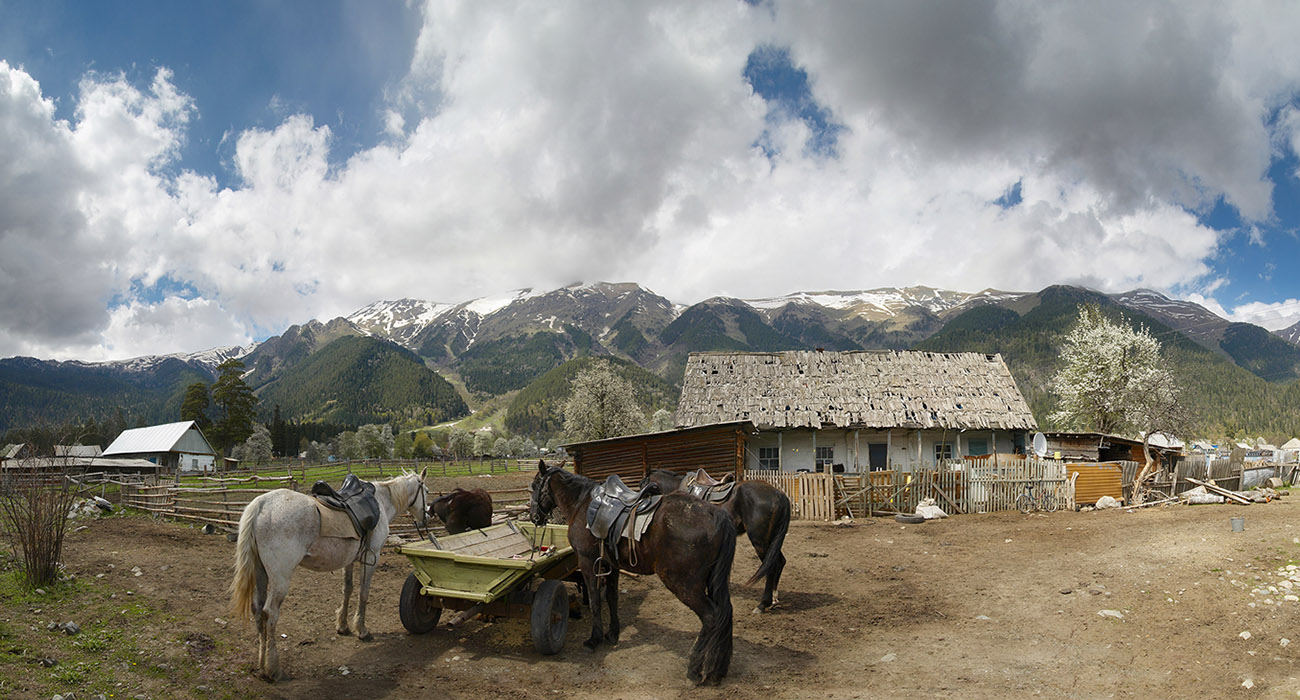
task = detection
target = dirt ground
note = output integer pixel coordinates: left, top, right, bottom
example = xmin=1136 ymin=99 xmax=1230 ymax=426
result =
xmin=12 ymin=473 xmax=1300 ymax=699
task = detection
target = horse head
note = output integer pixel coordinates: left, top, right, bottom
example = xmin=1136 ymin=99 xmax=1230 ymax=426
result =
xmin=403 ymin=467 xmax=430 ymax=527
xmin=530 ymin=461 xmax=558 ymax=526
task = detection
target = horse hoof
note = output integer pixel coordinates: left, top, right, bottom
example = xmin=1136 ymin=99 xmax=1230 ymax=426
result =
xmin=358 ymin=633 xmax=373 ymax=642
xmin=752 ymin=606 xmax=765 ymax=615
xmin=583 ymin=639 xmax=599 ymax=652
xmin=337 ymin=628 xmax=352 ymax=636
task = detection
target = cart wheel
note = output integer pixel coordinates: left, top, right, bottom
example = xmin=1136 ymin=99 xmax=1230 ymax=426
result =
xmin=399 ymin=572 xmax=441 ymax=634
xmin=530 ymin=579 xmax=569 ymax=655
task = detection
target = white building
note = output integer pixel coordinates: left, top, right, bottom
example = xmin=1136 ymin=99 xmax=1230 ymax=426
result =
xmin=102 ymin=421 xmax=218 ymax=473
xmin=675 ymin=350 xmax=1038 ymax=473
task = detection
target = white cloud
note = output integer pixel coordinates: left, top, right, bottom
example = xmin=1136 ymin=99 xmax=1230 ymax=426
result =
xmin=3 ymin=3 xmax=1300 ymax=361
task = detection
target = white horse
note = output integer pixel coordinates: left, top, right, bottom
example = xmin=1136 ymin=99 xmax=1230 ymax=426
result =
xmin=229 ymin=469 xmax=429 ymax=681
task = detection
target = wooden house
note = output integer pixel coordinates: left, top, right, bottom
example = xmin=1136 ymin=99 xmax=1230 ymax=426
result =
xmin=562 ymin=421 xmax=754 ymax=486
xmin=102 ymin=421 xmax=217 ymax=473
xmin=675 ymin=350 xmax=1038 ymax=473
xmin=1041 ymin=432 xmax=1182 ymax=464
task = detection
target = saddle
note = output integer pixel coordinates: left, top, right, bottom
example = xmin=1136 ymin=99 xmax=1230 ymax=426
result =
xmin=311 ymin=474 xmax=381 ymax=542
xmin=585 ymin=475 xmax=662 ymax=558
xmin=682 ymin=468 xmax=736 ymax=504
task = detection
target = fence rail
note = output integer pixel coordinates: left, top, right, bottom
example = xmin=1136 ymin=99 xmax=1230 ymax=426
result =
xmin=109 ymin=460 xmax=540 ymax=536
xmin=747 ymin=456 xmax=1078 ymax=520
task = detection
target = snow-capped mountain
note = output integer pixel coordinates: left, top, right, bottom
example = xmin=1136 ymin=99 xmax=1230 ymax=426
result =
xmin=1276 ymin=319 xmax=1300 ymax=346
xmin=347 ymin=298 xmax=455 ymax=347
xmin=742 ymin=286 xmax=1023 ymax=321
xmin=98 ymin=343 xmax=254 ymax=374
xmin=1109 ymin=289 xmax=1231 ymax=349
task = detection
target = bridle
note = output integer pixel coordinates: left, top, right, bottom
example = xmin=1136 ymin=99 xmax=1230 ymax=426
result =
xmin=531 ymin=468 xmax=555 ymax=525
xmin=406 ymin=475 xmax=430 ymax=540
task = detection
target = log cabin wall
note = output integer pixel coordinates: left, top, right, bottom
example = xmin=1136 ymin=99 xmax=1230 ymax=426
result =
xmin=566 ymin=422 xmax=751 ymax=487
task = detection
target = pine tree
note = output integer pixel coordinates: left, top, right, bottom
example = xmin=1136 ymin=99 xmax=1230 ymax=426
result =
xmin=211 ymin=360 xmax=257 ymax=455
xmin=180 ymin=382 xmax=211 ymax=429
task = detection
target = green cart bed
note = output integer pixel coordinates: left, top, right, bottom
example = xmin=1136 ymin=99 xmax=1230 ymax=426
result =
xmin=396 ymin=521 xmax=578 ymax=654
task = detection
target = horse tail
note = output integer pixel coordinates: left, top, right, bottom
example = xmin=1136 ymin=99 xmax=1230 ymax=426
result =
xmin=701 ymin=511 xmax=736 ymax=681
xmin=228 ymin=494 xmax=264 ymax=623
xmin=745 ymin=488 xmax=791 ymax=586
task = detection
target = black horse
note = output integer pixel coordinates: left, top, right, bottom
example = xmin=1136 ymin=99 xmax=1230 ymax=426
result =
xmin=529 ymin=461 xmax=735 ymax=685
xmin=429 ymin=488 xmax=493 ymax=534
xmin=645 ymin=469 xmax=790 ymax=614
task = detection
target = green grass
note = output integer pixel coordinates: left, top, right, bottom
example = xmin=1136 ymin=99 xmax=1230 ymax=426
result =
xmin=0 ymin=556 xmax=236 ymax=699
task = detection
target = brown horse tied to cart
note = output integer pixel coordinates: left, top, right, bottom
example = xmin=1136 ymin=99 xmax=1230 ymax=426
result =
xmin=529 ymin=461 xmax=736 ymax=685
xmin=429 ymin=487 xmax=493 ymax=534
xmin=645 ymin=468 xmax=791 ymax=613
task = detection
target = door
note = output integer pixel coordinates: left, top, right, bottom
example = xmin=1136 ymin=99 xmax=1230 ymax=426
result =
xmin=868 ymin=443 xmax=888 ymax=471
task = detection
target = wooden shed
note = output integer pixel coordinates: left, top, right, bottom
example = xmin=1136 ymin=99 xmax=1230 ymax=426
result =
xmin=562 ymin=421 xmax=755 ymax=487
xmin=1069 ymin=462 xmax=1124 ymax=504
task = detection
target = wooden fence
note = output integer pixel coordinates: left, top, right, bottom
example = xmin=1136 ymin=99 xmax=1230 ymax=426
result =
xmin=115 ymin=463 xmax=542 ymax=538
xmin=746 ymin=456 xmax=1077 ymax=520
xmin=744 ymin=470 xmax=837 ymax=520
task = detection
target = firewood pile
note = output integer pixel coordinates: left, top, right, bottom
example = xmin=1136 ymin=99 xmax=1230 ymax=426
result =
xmin=1182 ymin=477 xmax=1286 ymax=505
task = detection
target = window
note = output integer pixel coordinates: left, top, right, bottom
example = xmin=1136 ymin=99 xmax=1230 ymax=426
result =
xmin=966 ymin=439 xmax=988 ymax=456
xmin=815 ymin=446 xmax=834 ymax=471
xmin=758 ymin=447 xmax=780 ymax=470
xmin=934 ymin=442 xmax=953 ymax=463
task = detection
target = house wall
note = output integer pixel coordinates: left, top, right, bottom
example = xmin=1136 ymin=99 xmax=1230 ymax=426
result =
xmin=747 ymin=427 xmax=1028 ymax=473
xmin=174 ymin=428 xmax=215 ymax=457
xmin=178 ymin=452 xmax=216 ymax=473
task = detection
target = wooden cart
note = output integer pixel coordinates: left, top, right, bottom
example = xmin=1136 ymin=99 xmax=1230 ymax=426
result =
xmin=396 ymin=521 xmax=578 ymax=654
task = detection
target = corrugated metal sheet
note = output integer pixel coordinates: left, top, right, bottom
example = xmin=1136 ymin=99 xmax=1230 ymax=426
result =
xmin=103 ymin=421 xmax=211 ymax=456
xmin=1069 ymin=462 xmax=1124 ymax=505
xmin=567 ymin=423 xmax=750 ymax=487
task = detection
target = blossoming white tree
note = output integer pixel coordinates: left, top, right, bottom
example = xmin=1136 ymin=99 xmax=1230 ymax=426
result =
xmin=1051 ymin=305 xmax=1194 ymax=503
xmin=563 ymin=360 xmax=646 ymax=442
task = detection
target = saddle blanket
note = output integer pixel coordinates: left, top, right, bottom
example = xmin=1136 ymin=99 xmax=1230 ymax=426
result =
xmin=315 ymin=501 xmax=361 ymax=540
xmin=626 ymin=506 xmax=655 ymax=542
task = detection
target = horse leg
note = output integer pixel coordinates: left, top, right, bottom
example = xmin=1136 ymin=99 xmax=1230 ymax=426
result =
xmin=353 ymin=554 xmax=376 ymax=641
xmin=660 ymin=573 xmax=711 ymax=684
xmin=261 ymin=573 xmax=291 ymax=681
xmin=254 ymin=560 xmax=269 ymax=674
xmin=747 ymin=530 xmax=785 ymax=613
xmin=336 ymin=562 xmax=354 ymax=635
xmin=579 ymin=559 xmax=605 ymax=650
xmin=605 ymin=568 xmax=621 ymax=644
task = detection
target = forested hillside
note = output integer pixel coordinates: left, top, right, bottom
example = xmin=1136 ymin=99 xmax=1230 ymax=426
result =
xmin=0 ymin=357 xmax=211 ymax=433
xmin=254 ymin=336 xmax=468 ymax=426
xmin=504 ymin=356 xmax=678 ymax=437
xmin=455 ymin=326 xmax=594 ymax=395
xmin=917 ymin=286 xmax=1300 ymax=439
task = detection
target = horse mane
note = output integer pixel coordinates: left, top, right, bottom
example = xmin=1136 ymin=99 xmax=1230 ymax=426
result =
xmin=376 ymin=470 xmax=423 ymax=507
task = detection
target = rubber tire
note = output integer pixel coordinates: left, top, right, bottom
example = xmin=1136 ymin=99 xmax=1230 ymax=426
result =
xmin=1045 ymin=494 xmax=1060 ymax=513
xmin=530 ymin=579 xmax=569 ymax=655
xmin=1015 ymin=494 xmax=1033 ymax=514
xmin=894 ymin=513 xmax=926 ymax=524
xmin=399 ymin=572 xmax=441 ymax=634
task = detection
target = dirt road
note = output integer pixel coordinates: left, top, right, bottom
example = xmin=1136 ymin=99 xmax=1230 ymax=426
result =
xmin=14 ymin=477 xmax=1300 ymax=699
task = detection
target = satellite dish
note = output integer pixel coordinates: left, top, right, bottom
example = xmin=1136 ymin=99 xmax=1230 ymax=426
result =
xmin=1032 ymin=432 xmax=1048 ymax=458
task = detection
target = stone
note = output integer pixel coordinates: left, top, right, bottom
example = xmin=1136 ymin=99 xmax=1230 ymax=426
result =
xmin=1098 ymin=610 xmax=1124 ymax=620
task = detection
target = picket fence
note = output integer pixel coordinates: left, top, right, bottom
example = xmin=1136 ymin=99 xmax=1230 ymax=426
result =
xmin=746 ymin=456 xmax=1077 ymax=521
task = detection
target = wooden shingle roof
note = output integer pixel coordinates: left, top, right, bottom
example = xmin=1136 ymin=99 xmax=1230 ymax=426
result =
xmin=676 ymin=350 xmax=1038 ymax=431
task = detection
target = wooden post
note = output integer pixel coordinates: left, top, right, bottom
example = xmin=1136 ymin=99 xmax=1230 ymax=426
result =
xmin=853 ymin=429 xmax=860 ymax=472
xmin=778 ymin=432 xmax=783 ymax=471
xmin=886 ymin=429 xmax=892 ymax=470
xmin=813 ymin=430 xmax=821 ymax=473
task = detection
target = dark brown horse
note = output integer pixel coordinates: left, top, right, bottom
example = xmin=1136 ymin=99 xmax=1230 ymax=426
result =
xmin=645 ymin=469 xmax=790 ymax=614
xmin=529 ymin=461 xmax=735 ymax=685
xmin=429 ymin=488 xmax=493 ymax=534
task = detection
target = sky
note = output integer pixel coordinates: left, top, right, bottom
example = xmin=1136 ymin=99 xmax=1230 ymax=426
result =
xmin=3 ymin=0 xmax=1300 ymax=362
